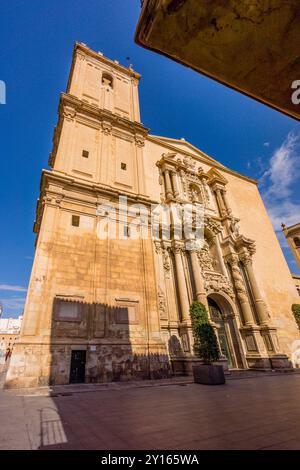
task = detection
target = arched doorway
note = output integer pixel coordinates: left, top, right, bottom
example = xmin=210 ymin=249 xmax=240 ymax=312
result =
xmin=208 ymin=296 xmax=244 ymax=369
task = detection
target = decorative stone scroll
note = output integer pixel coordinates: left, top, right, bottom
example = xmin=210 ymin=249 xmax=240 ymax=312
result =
xmin=204 ymin=216 xmax=222 ymax=235
xmin=63 ymin=105 xmax=76 ymax=122
xmin=134 ymin=133 xmax=145 ymax=147
xmin=101 ymin=120 xmax=112 ymax=135
xmin=203 ymin=272 xmax=234 ymax=299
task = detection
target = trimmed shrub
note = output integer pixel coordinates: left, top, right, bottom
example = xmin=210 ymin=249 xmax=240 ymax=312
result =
xmin=292 ymin=304 xmax=300 ymax=330
xmin=190 ymin=301 xmax=220 ymax=364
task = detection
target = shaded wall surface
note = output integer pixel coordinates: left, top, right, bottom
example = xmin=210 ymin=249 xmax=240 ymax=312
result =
xmin=136 ymin=0 xmax=300 ymax=120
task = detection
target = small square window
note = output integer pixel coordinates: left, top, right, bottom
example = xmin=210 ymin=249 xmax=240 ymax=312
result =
xmin=72 ymin=215 xmax=80 ymax=227
xmin=121 ymin=162 xmax=127 ymax=170
xmin=82 ymin=150 xmax=89 ymax=158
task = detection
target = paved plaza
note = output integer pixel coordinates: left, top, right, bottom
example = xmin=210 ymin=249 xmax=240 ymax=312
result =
xmin=1 ymin=373 xmax=300 ymax=450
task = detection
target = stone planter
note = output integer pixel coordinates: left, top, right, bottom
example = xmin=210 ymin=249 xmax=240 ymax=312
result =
xmin=192 ymin=364 xmax=225 ymax=385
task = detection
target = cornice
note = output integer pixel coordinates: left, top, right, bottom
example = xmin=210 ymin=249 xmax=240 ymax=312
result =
xmin=234 ymin=235 xmax=256 ymax=254
xmin=282 ymin=222 xmax=300 ymax=237
xmin=220 ymin=233 xmax=256 ymax=260
xmin=49 ymin=93 xmax=149 ymax=167
xmin=40 ymin=169 xmax=158 ymax=205
xmin=60 ymin=93 xmax=149 ymax=134
xmin=34 ymin=169 xmax=160 ymax=237
xmin=206 ymin=168 xmax=228 ymax=187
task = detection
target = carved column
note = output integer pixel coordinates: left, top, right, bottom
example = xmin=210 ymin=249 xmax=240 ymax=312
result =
xmin=164 ymin=169 xmax=173 ymax=199
xmin=213 ymin=235 xmax=228 ymax=276
xmin=221 ymin=189 xmax=232 ymax=215
xmin=153 ymin=241 xmax=169 ymax=325
xmin=170 ymin=170 xmax=180 ymax=198
xmin=179 ymin=169 xmax=187 ymax=198
xmin=172 ymin=243 xmax=190 ymax=322
xmin=215 ymin=188 xmax=227 ymax=217
xmin=189 ymin=248 xmax=207 ymax=304
xmin=239 ymin=252 xmax=269 ymax=325
xmin=226 ymin=254 xmax=255 ymax=326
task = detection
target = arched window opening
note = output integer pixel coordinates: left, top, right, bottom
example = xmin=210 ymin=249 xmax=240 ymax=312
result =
xmin=102 ymin=72 xmax=113 ymax=89
xmin=294 ymin=237 xmax=300 ymax=247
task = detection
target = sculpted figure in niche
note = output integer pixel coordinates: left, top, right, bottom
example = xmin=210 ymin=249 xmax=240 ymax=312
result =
xmin=198 ymin=239 xmax=222 ymax=273
xmin=230 ymin=217 xmax=240 ymax=236
xmin=189 ymin=184 xmax=202 ymax=203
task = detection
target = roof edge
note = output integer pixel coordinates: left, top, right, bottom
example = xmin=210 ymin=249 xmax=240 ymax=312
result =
xmin=148 ymin=134 xmax=258 ymax=185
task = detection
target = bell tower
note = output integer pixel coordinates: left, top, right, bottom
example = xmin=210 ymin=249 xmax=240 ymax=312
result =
xmin=67 ymin=43 xmax=141 ymax=121
xmin=49 ymin=42 xmax=148 ymax=196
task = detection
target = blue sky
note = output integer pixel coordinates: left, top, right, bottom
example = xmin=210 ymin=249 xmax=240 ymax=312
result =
xmin=0 ymin=0 xmax=299 ymax=318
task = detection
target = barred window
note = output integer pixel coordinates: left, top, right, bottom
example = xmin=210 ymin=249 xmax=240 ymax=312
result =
xmin=72 ymin=215 xmax=80 ymax=227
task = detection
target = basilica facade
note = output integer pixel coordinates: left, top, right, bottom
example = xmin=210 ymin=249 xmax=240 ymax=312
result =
xmin=5 ymin=43 xmax=300 ymax=388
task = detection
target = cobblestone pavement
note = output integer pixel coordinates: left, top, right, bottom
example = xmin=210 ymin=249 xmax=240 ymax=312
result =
xmin=1 ymin=373 xmax=300 ymax=450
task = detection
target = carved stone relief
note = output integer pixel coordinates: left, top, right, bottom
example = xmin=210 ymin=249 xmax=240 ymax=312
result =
xmin=162 ymin=248 xmax=171 ymax=278
xmin=158 ymin=288 xmax=167 ymax=319
xmin=198 ymin=242 xmax=214 ymax=271
xmin=204 ymin=272 xmax=234 ymax=299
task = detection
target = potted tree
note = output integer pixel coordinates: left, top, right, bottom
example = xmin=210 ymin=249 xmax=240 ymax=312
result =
xmin=190 ymin=301 xmax=225 ymax=385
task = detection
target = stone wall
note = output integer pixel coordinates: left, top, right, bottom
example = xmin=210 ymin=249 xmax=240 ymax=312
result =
xmin=5 ymin=296 xmax=170 ymax=388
